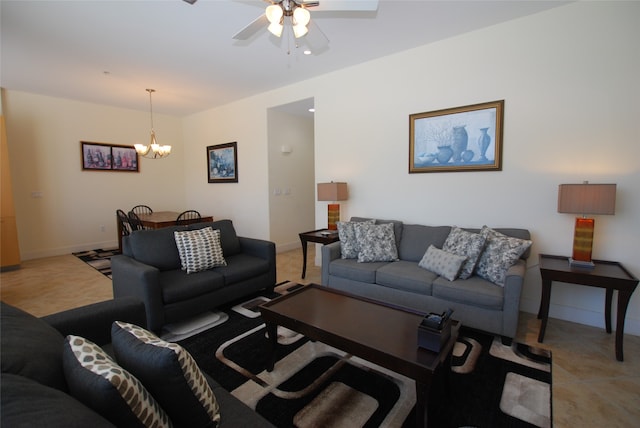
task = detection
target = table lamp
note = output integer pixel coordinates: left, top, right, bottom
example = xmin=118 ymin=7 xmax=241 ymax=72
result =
xmin=317 ymin=182 xmax=348 ymax=230
xmin=557 ymin=181 xmax=616 ymax=267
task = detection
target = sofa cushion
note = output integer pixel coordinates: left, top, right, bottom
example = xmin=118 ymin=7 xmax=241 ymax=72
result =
xmin=0 ymin=302 xmax=67 ymax=391
xmin=128 ymin=226 xmax=186 ymax=271
xmin=397 ymin=224 xmax=452 ymax=262
xmin=112 ymin=322 xmax=221 ymax=428
xmin=0 ymin=373 xmax=116 ymax=428
xmin=190 ymin=220 xmax=241 ymax=257
xmin=475 ymin=226 xmax=533 ymax=286
xmin=432 ymin=276 xmax=504 ymax=310
xmin=211 ymin=253 xmax=271 ymax=285
xmin=418 ymin=245 xmax=467 ymax=281
xmin=442 ymin=227 xmax=487 ymax=279
xmin=160 ymin=269 xmax=226 ymax=304
xmin=174 ymin=227 xmax=227 ymax=274
xmin=62 ymin=335 xmax=171 ymax=428
xmin=376 ymin=260 xmax=438 ymax=294
xmin=354 ymin=222 xmax=399 ymax=263
xmin=337 ymin=219 xmax=375 ymax=259
xmin=329 ymin=258 xmax=386 ymax=283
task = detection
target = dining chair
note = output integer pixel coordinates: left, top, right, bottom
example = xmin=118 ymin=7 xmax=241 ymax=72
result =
xmin=116 ymin=209 xmax=133 ymax=236
xmin=176 ymin=210 xmax=202 ymax=225
xmin=127 ymin=211 xmax=145 ymax=231
xmin=131 ymin=205 xmax=153 ymax=215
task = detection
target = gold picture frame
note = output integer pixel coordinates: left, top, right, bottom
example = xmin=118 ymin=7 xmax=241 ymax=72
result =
xmin=409 ymin=100 xmax=504 ymax=173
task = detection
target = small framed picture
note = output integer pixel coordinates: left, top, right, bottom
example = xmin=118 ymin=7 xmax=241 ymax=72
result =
xmin=207 ymin=142 xmax=238 ymax=183
xmin=81 ymin=141 xmax=139 ymax=172
xmin=409 ymin=100 xmax=504 ymax=173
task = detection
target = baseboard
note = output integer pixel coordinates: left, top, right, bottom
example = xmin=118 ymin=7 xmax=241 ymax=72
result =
xmin=520 ymin=296 xmax=639 ymax=337
xmin=21 ymin=240 xmax=119 ymax=261
xmin=276 ymin=241 xmax=300 ymax=253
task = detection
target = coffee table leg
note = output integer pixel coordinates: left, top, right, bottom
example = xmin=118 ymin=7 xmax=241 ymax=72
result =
xmin=265 ymin=322 xmax=278 ymax=371
xmin=415 ymin=381 xmax=428 ymax=428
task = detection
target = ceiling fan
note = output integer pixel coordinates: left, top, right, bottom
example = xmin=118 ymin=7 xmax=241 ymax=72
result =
xmin=183 ymin=0 xmax=379 ymax=52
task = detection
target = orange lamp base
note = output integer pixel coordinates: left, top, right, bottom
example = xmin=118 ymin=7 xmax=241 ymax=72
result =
xmin=570 ymin=217 xmax=595 ymax=267
xmin=327 ymin=203 xmax=340 ymax=230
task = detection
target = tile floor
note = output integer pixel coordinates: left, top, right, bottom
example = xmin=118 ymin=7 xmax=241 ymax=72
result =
xmin=2 ymin=246 xmax=639 ymax=427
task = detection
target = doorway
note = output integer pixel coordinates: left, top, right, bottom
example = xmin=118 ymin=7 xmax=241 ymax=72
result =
xmin=267 ymin=98 xmax=315 ymax=252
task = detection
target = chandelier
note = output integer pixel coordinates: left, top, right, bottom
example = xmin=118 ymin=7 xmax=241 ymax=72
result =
xmin=266 ymin=0 xmax=312 ymax=38
xmin=134 ymin=89 xmax=171 ymax=159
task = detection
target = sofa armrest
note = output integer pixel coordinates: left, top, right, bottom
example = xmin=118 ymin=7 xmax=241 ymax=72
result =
xmin=501 ymin=259 xmax=526 ymax=338
xmin=238 ymin=237 xmax=277 ymax=291
xmin=111 ymin=254 xmax=165 ymax=332
xmin=321 ymin=241 xmax=342 ymax=285
xmin=41 ymin=297 xmax=145 ymax=346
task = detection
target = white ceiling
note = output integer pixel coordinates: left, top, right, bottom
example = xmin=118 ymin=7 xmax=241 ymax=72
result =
xmin=1 ymin=0 xmax=567 ymax=117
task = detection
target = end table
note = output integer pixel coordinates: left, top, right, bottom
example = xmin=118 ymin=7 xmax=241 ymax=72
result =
xmin=537 ymin=254 xmax=638 ymax=361
xmin=298 ymin=229 xmax=339 ymax=279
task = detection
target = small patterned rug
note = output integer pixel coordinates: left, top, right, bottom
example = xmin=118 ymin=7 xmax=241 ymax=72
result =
xmin=180 ymin=288 xmax=553 ymax=428
xmin=72 ymin=248 xmax=120 ymax=279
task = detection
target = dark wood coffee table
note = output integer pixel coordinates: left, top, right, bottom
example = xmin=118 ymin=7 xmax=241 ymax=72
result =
xmin=259 ymin=284 xmax=459 ymax=428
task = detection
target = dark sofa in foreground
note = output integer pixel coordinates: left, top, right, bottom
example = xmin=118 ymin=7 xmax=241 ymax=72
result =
xmin=112 ymin=219 xmax=276 ymax=332
xmin=322 ymin=217 xmax=532 ymax=339
xmin=1 ymin=298 xmax=275 ymax=427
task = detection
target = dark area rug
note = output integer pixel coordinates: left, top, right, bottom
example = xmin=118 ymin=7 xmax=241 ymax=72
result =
xmin=72 ymin=248 xmax=120 ymax=278
xmin=179 ymin=292 xmax=553 ymax=428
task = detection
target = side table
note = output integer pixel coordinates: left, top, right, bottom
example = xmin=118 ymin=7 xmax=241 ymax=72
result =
xmin=537 ymin=254 xmax=638 ymax=361
xmin=298 ymin=229 xmax=339 ymax=279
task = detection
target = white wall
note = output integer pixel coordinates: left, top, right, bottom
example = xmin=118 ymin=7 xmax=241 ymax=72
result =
xmin=3 ymin=91 xmax=185 ymax=259
xmin=267 ymin=108 xmax=315 ymax=251
xmin=181 ymin=2 xmax=640 ymax=334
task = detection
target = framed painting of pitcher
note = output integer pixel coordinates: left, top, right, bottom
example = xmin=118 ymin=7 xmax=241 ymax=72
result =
xmin=409 ymin=100 xmax=504 ymax=173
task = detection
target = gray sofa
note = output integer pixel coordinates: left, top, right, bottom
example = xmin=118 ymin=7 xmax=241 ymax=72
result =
xmin=1 ymin=298 xmax=275 ymax=427
xmin=321 ymin=217 xmax=531 ymax=339
xmin=112 ymin=219 xmax=276 ymax=332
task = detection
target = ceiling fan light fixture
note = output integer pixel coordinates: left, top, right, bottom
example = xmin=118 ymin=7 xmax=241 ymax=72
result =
xmin=293 ymin=7 xmax=311 ymax=27
xmin=268 ymin=22 xmax=284 ymax=37
xmin=292 ymin=23 xmax=308 ymax=38
xmin=266 ymin=4 xmax=283 ymax=24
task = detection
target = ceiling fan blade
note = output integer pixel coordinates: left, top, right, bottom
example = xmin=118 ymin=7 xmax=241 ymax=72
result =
xmin=303 ymin=19 xmax=329 ymax=52
xmin=312 ymin=0 xmax=378 ymax=12
xmin=232 ymin=14 xmax=269 ymax=40
xmin=182 ymin=0 xmax=198 ymax=4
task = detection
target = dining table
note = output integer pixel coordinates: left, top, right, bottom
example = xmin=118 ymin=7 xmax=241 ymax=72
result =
xmin=117 ymin=211 xmax=213 ymax=251
xmin=136 ymin=211 xmax=213 ymax=229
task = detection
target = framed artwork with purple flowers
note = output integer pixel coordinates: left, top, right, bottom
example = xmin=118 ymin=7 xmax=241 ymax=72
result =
xmin=409 ymin=100 xmax=504 ymax=173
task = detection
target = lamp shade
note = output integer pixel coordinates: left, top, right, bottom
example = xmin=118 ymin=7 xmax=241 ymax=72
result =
xmin=317 ymin=182 xmax=348 ymax=201
xmin=557 ymin=183 xmax=616 ymax=215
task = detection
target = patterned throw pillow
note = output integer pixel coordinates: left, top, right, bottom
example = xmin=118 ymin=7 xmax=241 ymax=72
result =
xmin=174 ymin=227 xmax=226 ymax=274
xmin=62 ymin=335 xmax=171 ymax=428
xmin=418 ymin=245 xmax=467 ymax=281
xmin=354 ymin=222 xmax=399 ymax=263
xmin=475 ymin=226 xmax=533 ymax=286
xmin=442 ymin=227 xmax=487 ymax=279
xmin=112 ymin=322 xmax=220 ymax=428
xmin=337 ymin=219 xmax=375 ymax=259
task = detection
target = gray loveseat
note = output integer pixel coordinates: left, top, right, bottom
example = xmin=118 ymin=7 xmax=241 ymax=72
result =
xmin=112 ymin=219 xmax=276 ymax=332
xmin=321 ymin=217 xmax=531 ymax=339
xmin=1 ymin=298 xmax=274 ymax=427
